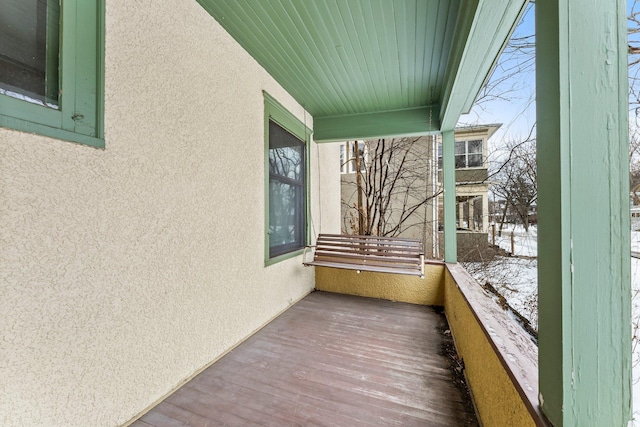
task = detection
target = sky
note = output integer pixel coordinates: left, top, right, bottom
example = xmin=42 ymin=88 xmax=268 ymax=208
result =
xmin=457 ymin=3 xmax=536 ymax=147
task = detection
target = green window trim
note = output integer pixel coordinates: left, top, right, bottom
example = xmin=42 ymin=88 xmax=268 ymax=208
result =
xmin=264 ymin=91 xmax=312 ymax=266
xmin=0 ymin=0 xmax=105 ymax=148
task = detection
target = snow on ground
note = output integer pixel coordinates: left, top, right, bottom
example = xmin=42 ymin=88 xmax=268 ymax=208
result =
xmin=492 ymin=223 xmax=537 ymax=257
xmin=632 ymin=255 xmax=640 ymax=424
xmin=632 ymin=231 xmax=640 ymax=252
xmin=464 ymin=257 xmax=538 ymax=329
xmin=466 ymin=227 xmax=640 ymax=423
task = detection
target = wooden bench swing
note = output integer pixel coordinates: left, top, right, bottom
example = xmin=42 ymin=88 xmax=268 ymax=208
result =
xmin=303 ymin=233 xmax=425 ymax=277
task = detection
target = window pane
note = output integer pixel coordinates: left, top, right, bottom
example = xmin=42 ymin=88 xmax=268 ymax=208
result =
xmin=268 ymin=120 xmax=306 ymax=257
xmin=454 ymin=141 xmax=466 ymax=155
xmin=269 ymin=121 xmax=303 ymax=180
xmin=269 ymin=181 xmax=304 ymax=256
xmin=468 ymin=139 xmax=483 ymax=154
xmin=455 ymin=155 xmax=466 ymax=169
xmin=0 ymin=0 xmax=60 ymax=107
xmin=468 ymin=154 xmax=483 ymax=167
xmin=357 ymin=142 xmax=366 ymax=172
xmin=269 ymin=146 xmax=303 ymax=180
xmin=340 ymin=144 xmax=346 ymax=173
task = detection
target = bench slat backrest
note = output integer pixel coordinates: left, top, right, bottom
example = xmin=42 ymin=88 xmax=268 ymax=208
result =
xmin=303 ymin=234 xmax=425 ymax=277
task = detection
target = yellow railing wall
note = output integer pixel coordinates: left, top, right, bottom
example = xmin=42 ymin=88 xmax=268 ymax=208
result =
xmin=444 ymin=267 xmax=538 ymax=427
xmin=314 ymin=262 xmax=445 ymax=306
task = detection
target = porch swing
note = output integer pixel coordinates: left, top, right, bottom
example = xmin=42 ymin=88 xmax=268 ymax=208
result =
xmin=301 ymin=99 xmax=440 ymax=278
xmin=302 ymin=233 xmax=425 ymax=277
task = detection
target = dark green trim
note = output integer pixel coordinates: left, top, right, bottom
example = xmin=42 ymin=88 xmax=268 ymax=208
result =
xmin=314 ymin=106 xmax=440 ymax=143
xmin=264 ymin=91 xmax=311 ymax=266
xmin=0 ymin=114 xmax=104 ymax=147
xmin=45 ymin=0 xmax=60 ymax=104
xmin=263 ymin=92 xmax=311 ymax=137
xmin=0 ymin=0 xmax=105 ymax=148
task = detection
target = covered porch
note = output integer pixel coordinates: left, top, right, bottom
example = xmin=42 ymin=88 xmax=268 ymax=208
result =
xmin=138 ymin=0 xmax=631 ymax=425
xmin=0 ymin=0 xmax=631 ymax=426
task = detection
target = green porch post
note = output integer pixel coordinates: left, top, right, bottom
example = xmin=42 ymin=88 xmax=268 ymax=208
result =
xmin=442 ymin=130 xmax=457 ymax=263
xmin=536 ymin=0 xmax=631 ymax=425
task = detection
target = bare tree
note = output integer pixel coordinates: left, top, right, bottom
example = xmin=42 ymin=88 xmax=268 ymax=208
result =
xmin=342 ymin=137 xmax=441 ymax=241
xmin=630 ymin=126 xmax=640 ymax=207
xmin=485 ymin=122 xmax=537 ymax=234
xmin=629 ymin=0 xmax=640 ymax=118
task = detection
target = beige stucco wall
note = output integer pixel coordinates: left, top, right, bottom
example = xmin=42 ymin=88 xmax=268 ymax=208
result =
xmin=0 ymin=2 xmax=339 ymax=426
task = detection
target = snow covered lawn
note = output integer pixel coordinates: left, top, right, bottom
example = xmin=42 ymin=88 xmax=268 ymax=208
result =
xmin=464 ymin=257 xmax=538 ymax=330
xmin=492 ymin=223 xmax=537 ymax=257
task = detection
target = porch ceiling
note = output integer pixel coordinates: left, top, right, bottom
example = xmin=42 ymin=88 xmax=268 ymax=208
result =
xmin=197 ymin=0 xmax=527 ymax=141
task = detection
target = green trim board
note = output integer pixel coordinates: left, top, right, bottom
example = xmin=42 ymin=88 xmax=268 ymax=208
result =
xmin=0 ymin=0 xmax=105 ymax=148
xmin=442 ymin=130 xmax=457 ymax=263
xmin=536 ymin=0 xmax=631 ymax=424
xmin=314 ymin=106 xmax=440 ymax=143
xmin=263 ymin=92 xmax=312 ymax=265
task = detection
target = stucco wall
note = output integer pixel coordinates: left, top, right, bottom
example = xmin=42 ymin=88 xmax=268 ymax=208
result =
xmin=0 ymin=1 xmax=339 ymax=426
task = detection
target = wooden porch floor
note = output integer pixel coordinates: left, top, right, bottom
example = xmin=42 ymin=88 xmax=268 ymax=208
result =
xmin=132 ymin=291 xmax=477 ymax=427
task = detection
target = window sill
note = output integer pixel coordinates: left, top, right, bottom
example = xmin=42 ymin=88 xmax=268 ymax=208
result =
xmin=0 ymin=115 xmax=104 ymax=149
xmin=265 ymin=248 xmax=304 ymax=267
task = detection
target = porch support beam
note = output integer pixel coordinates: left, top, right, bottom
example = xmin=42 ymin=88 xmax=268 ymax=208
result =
xmin=536 ymin=0 xmax=631 ymax=425
xmin=313 ymin=106 xmax=439 ymax=143
xmin=442 ymin=130 xmax=457 ymax=263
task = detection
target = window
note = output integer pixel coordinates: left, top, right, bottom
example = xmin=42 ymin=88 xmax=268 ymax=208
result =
xmin=0 ymin=0 xmax=104 ymax=148
xmin=438 ymin=139 xmax=484 ymax=169
xmin=268 ymin=121 xmax=306 ymax=258
xmin=0 ymin=0 xmax=60 ymax=107
xmin=455 ymin=140 xmax=483 ymax=168
xmin=339 ymin=141 xmax=366 ymax=174
xmin=264 ymin=92 xmax=309 ymax=263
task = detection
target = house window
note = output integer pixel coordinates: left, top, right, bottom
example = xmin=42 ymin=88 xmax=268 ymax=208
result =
xmin=268 ymin=121 xmax=306 ymax=258
xmin=0 ymin=0 xmax=104 ymax=148
xmin=455 ymin=140 xmax=483 ymax=168
xmin=0 ymin=0 xmax=60 ymax=107
xmin=339 ymin=141 xmax=366 ymax=174
xmin=264 ymin=92 xmax=309 ymax=263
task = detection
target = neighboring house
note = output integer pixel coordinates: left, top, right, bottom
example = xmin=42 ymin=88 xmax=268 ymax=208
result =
xmin=438 ymin=124 xmax=501 ymax=234
xmin=339 ymin=124 xmax=499 ymax=259
xmin=0 ymin=1 xmax=631 ymax=426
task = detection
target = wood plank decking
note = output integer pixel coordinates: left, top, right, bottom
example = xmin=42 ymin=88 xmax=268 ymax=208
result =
xmin=132 ymin=291 xmax=477 ymax=427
